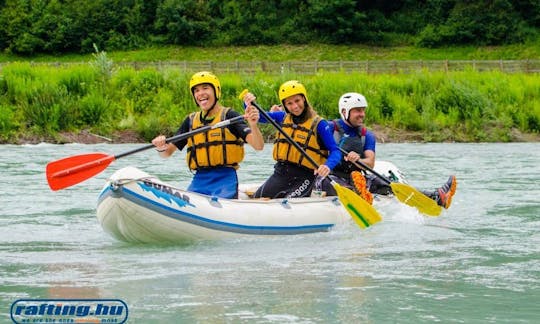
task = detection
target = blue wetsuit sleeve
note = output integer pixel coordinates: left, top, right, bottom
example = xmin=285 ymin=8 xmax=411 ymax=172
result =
xmin=364 ymin=130 xmax=376 ymax=153
xmin=259 ymin=110 xmax=285 ymax=124
xmin=243 ymin=102 xmax=285 ymax=124
xmin=317 ymin=120 xmax=342 ymax=170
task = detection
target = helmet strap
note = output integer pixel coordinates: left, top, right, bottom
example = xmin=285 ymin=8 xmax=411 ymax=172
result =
xmin=345 ymin=115 xmax=353 ymax=126
xmin=292 ymin=105 xmax=309 ymax=124
xmin=201 ymin=101 xmax=218 ymax=120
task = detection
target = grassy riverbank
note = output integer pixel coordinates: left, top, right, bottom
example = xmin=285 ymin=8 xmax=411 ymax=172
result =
xmin=1 ymin=44 xmax=540 ymax=144
xmin=2 ymin=42 xmax=540 ymax=63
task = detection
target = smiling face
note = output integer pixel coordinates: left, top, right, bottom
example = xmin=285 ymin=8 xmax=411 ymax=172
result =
xmin=345 ymin=107 xmax=366 ymax=127
xmin=192 ymin=83 xmax=217 ymax=112
xmin=282 ymin=94 xmax=306 ymax=116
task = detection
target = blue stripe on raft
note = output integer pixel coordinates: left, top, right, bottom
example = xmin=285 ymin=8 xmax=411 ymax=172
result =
xmin=98 ymin=186 xmax=334 ymax=235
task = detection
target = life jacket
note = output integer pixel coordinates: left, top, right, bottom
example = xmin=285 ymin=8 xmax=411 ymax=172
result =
xmin=331 ymin=119 xmax=366 ymax=155
xmin=272 ymin=114 xmax=328 ymax=170
xmin=186 ymin=107 xmax=244 ymax=170
xmin=331 ymin=119 xmax=366 ymax=178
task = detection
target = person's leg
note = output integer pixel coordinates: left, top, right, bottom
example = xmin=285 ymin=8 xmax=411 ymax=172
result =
xmin=366 ymin=174 xmax=393 ymax=195
xmin=422 ymin=175 xmax=457 ymax=209
xmin=188 ymin=167 xmax=239 ymax=199
xmin=253 ymin=172 xmax=285 ymax=198
xmin=286 ymin=175 xmax=316 ymax=198
xmin=253 ymin=163 xmax=315 ymax=199
xmin=317 ymin=174 xmax=347 ymax=197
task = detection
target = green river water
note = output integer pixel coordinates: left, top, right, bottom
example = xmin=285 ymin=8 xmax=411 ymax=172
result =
xmin=1 ymin=143 xmax=539 ymax=323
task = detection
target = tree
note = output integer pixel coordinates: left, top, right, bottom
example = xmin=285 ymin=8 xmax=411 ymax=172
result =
xmin=154 ymin=0 xmax=211 ymax=45
xmin=304 ymin=0 xmax=368 ymax=43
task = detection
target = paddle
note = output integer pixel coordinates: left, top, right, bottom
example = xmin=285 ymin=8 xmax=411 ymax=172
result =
xmin=337 ymin=147 xmax=442 ymax=216
xmin=46 ymin=115 xmax=246 ymax=191
xmin=239 ymin=89 xmax=382 ymax=229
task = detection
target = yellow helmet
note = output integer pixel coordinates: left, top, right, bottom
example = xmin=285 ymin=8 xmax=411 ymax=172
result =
xmin=278 ymin=80 xmax=308 ymax=103
xmin=189 ymin=71 xmax=221 ymax=100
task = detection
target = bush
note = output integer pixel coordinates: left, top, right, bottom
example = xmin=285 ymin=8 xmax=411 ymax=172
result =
xmin=0 ymin=104 xmax=17 ymax=140
xmin=79 ymin=92 xmax=110 ymax=126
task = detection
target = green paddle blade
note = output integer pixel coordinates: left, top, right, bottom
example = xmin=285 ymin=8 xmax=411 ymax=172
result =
xmin=390 ymin=182 xmax=442 ymax=216
xmin=333 ymin=182 xmax=382 ymax=228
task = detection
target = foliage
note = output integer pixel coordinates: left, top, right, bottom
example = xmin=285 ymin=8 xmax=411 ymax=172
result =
xmin=90 ymin=44 xmax=114 ymax=83
xmin=0 ymin=0 xmax=538 ymax=55
xmin=0 ymin=103 xmax=17 ymax=141
xmin=417 ymin=0 xmax=532 ymax=47
xmin=154 ymin=0 xmax=211 ymax=45
xmin=1 ymin=59 xmax=539 ymax=143
xmin=303 ymin=0 xmax=368 ymax=44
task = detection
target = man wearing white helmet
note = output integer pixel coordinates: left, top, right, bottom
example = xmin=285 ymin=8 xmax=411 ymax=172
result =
xmin=320 ymin=92 xmax=457 ymax=209
xmin=313 ymin=92 xmax=378 ymax=202
xmin=334 ymin=92 xmax=377 ymax=172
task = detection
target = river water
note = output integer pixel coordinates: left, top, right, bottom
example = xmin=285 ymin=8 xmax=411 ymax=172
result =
xmin=1 ymin=143 xmax=539 ymax=323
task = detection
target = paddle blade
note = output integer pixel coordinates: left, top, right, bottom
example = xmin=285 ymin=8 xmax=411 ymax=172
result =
xmin=390 ymin=183 xmax=442 ymax=216
xmin=333 ymin=182 xmax=382 ymax=229
xmin=46 ymin=153 xmax=115 ymax=191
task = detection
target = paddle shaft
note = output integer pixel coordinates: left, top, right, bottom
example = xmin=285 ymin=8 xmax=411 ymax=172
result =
xmin=249 ymin=101 xmax=321 ymax=169
xmin=115 ymin=115 xmax=245 ymax=160
xmin=241 ymin=95 xmax=388 ymax=187
xmin=48 ymin=115 xmax=245 ymax=184
xmin=337 ymin=146 xmax=443 ymax=216
xmin=51 ymin=115 xmax=245 ymax=179
xmin=240 ymin=90 xmax=382 ymax=227
xmin=336 ymin=147 xmax=392 ymax=185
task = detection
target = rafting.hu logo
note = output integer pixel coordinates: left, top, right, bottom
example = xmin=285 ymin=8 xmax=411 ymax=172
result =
xmin=10 ymin=299 xmax=128 ymax=324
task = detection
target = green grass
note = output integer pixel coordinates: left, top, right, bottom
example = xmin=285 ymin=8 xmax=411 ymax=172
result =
xmin=2 ymin=60 xmax=539 ymax=143
xmin=1 ymin=43 xmax=540 ymax=143
xmin=1 ymin=41 xmax=540 ymax=63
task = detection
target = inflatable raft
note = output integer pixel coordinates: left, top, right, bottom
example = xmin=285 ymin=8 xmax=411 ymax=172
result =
xmin=97 ymin=162 xmax=405 ymax=243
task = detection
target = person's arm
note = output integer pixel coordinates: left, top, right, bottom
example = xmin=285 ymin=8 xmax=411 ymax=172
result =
xmin=315 ymin=120 xmax=343 ymax=177
xmin=225 ymin=109 xmax=264 ymax=150
xmin=344 ymin=131 xmax=376 ymax=169
xmin=244 ymin=105 xmax=264 ymax=150
xmin=359 ymin=149 xmax=375 ymax=169
xmin=151 ymin=118 xmax=189 ymax=157
xmin=263 ymin=110 xmax=286 ymax=124
xmin=242 ymin=92 xmax=285 ymax=124
xmin=152 ymin=135 xmax=178 ymax=158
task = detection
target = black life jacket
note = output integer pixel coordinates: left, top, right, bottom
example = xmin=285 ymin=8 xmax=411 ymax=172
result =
xmin=330 ymin=119 xmax=366 ymax=178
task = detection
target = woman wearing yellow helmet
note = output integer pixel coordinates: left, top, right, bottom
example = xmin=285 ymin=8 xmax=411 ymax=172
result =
xmin=242 ymin=80 xmax=342 ymax=199
xmin=152 ymin=71 xmax=264 ymax=199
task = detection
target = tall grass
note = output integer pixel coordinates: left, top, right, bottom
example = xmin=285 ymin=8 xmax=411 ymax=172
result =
xmin=2 ymin=42 xmax=539 ymax=63
xmin=0 ymin=61 xmax=539 ymax=143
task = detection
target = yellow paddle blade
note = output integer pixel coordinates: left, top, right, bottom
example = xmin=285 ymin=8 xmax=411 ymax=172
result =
xmin=390 ymin=183 xmax=442 ymax=216
xmin=333 ymin=182 xmax=382 ymax=229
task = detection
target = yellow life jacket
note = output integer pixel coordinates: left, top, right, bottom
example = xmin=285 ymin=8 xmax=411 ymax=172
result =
xmin=272 ymin=114 xmax=328 ymax=170
xmin=186 ymin=107 xmax=244 ymax=170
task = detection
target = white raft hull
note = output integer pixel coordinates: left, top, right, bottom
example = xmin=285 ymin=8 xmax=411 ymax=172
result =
xmin=97 ymin=166 xmax=351 ymax=243
xmin=97 ymin=161 xmax=407 ymax=243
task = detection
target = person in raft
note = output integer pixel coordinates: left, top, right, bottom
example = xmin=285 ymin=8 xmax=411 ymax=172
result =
xmin=152 ymin=71 xmax=264 ymax=199
xmin=242 ymin=80 xmax=342 ymax=199
xmin=317 ymin=92 xmax=457 ymax=208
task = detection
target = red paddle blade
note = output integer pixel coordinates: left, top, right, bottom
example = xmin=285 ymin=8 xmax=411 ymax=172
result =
xmin=46 ymin=153 xmax=115 ymax=191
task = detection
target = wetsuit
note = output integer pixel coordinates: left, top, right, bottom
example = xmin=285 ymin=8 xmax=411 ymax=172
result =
xmin=253 ymin=110 xmax=342 ymax=198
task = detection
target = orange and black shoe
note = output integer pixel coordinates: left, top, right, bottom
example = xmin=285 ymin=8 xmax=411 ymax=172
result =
xmin=436 ymin=175 xmax=457 ymax=209
xmin=351 ymin=171 xmax=374 ymax=205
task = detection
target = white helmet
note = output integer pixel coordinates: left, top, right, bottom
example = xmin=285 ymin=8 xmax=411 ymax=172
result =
xmin=339 ymin=92 xmax=368 ymax=121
